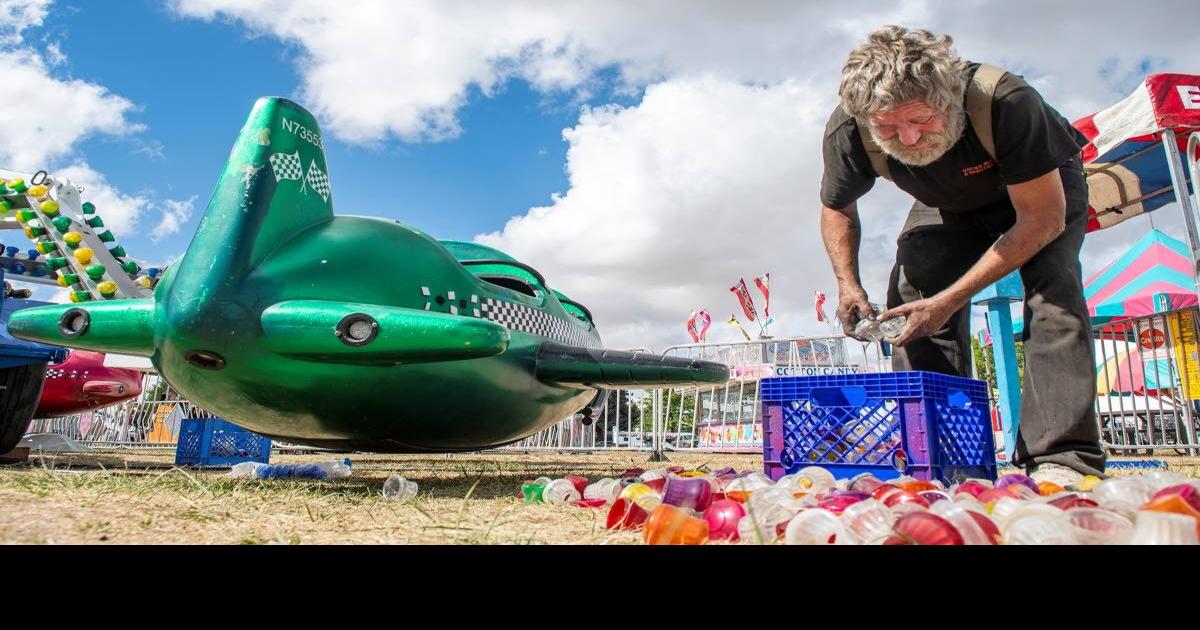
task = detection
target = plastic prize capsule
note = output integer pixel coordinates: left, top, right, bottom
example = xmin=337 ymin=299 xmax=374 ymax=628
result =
xmin=520 ymin=482 xmax=545 ymax=503
xmin=108 ymin=245 xmax=126 ymax=258
xmin=783 ymin=508 xmax=852 ymax=545
xmin=85 ymin=216 xmax=104 ymax=228
xmin=0 ymin=198 xmax=8 ymax=210
xmin=121 ymin=259 xmax=140 ymax=275
xmin=880 ymin=488 xmax=931 ymax=510
xmin=817 ymin=492 xmax=864 ymax=515
xmin=897 ymin=479 xmax=940 ymax=493
xmin=564 ymin=475 xmax=589 ymax=496
xmin=34 ymin=241 xmax=55 ymax=255
xmin=86 ymin=264 xmax=107 ymax=281
xmin=642 ymin=477 xmax=667 ymax=493
xmin=97 ymin=281 xmax=118 ymax=298
xmin=11 ymin=263 xmax=24 ymax=274
xmin=931 ymin=500 xmax=1001 ymax=545
xmin=1073 ymin=475 xmax=1103 ymax=492
xmin=1129 ymin=510 xmax=1200 ymax=545
xmin=643 ymin=504 xmax=709 ymax=545
xmin=74 ymin=247 xmax=94 ymax=264
xmin=662 ymin=474 xmax=714 ymax=512
xmin=28 ymin=184 xmax=48 ymax=198
xmin=920 ymin=490 xmax=951 ymax=505
xmin=8 ymin=177 xmax=26 ymax=192
xmin=703 ymin=499 xmax=746 ymax=541
xmin=45 ymin=256 xmax=68 ymax=271
xmin=38 ymin=199 xmax=58 ymax=215
xmin=57 ymin=272 xmax=80 ymax=287
xmin=543 ymin=478 xmax=583 ymax=506
xmin=81 ymin=201 xmax=95 ymax=214
xmin=791 ymin=466 xmax=837 ymax=493
xmin=15 ymin=209 xmax=36 ymax=223
xmin=982 ymin=495 xmax=1018 ymax=520
xmin=136 ymin=275 xmax=153 ymax=288
xmin=848 ymin=473 xmax=888 ymax=495
xmin=1037 ymin=481 xmax=1066 ymax=496
xmin=69 ymin=290 xmax=91 ymax=302
xmin=841 ymin=498 xmax=896 ymax=544
xmin=1001 ymin=504 xmax=1074 ymax=545
xmin=884 ymin=512 xmax=964 ymax=545
xmin=995 ymin=473 xmax=1040 ymax=495
xmin=24 ymin=226 xmax=44 ymax=238
xmin=1046 ymin=494 xmax=1100 ymax=511
xmin=381 ymin=475 xmax=419 ymax=502
xmin=583 ymin=478 xmax=622 ymax=504
xmin=606 ymin=497 xmax=650 ymax=530
xmin=1092 ymin=476 xmax=1153 ymax=516
xmin=640 ymin=469 xmax=668 ymax=483
xmin=1140 ymin=493 xmax=1200 ymax=536
xmin=97 ymin=230 xmax=116 ymax=243
xmin=1152 ymin=483 xmax=1200 ymax=510
xmin=1065 ymin=508 xmax=1134 ymax=545
xmin=1139 ymin=471 xmax=1190 ymax=493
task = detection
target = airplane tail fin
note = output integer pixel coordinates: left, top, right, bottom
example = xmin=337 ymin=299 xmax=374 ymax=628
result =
xmin=167 ymin=98 xmax=335 ymax=304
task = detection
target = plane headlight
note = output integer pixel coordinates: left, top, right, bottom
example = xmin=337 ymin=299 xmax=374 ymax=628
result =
xmin=59 ymin=308 xmax=91 ymax=338
xmin=336 ymin=313 xmax=379 ymax=347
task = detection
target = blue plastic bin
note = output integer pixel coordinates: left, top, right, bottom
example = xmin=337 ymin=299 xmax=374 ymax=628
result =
xmin=174 ymin=418 xmax=272 ymax=468
xmin=761 ymin=371 xmax=995 ymax=484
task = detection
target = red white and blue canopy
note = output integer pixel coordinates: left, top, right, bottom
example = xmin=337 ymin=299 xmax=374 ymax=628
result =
xmin=1073 ymin=73 xmax=1200 ymax=232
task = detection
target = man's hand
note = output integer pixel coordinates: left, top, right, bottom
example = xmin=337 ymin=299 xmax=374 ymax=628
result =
xmin=879 ymin=294 xmax=958 ymax=346
xmin=837 ymin=284 xmax=874 ymax=340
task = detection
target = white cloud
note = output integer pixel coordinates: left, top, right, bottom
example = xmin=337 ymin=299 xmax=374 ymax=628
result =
xmin=150 ymin=195 xmax=196 ymax=242
xmin=173 ymin=0 xmax=1200 ymax=349
xmin=0 ymin=3 xmax=142 ymax=171
xmin=53 ymin=162 xmax=150 ymax=237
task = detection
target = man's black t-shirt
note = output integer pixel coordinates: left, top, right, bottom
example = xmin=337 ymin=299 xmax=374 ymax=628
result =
xmin=819 ymin=63 xmax=1089 ymax=213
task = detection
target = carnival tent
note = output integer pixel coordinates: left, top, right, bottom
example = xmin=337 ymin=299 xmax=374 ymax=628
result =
xmin=1075 ymin=73 xmax=1200 ymax=232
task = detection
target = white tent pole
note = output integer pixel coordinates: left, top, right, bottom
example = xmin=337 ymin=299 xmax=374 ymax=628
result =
xmin=1162 ymin=129 xmax=1200 ymax=288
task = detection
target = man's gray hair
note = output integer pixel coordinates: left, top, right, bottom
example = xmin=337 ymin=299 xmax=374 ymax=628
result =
xmin=838 ymin=26 xmax=967 ymax=118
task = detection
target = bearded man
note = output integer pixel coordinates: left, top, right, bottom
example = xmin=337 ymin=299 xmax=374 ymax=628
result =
xmin=818 ymin=25 xmax=1104 ymax=485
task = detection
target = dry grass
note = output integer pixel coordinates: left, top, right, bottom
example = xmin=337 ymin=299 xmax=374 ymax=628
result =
xmin=0 ymin=450 xmax=757 ymax=545
xmin=2 ymin=450 xmax=1196 ymax=545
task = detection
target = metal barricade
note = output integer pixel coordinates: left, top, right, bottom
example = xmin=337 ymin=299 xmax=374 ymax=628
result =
xmin=653 ymin=336 xmax=890 ymax=455
xmin=1093 ymin=307 xmax=1200 ymax=454
xmin=25 ymin=372 xmax=212 ymax=450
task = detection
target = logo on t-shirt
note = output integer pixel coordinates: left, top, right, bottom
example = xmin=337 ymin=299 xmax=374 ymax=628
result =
xmin=962 ymin=160 xmax=995 ymax=177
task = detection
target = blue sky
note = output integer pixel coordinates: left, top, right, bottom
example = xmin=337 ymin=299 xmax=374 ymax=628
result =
xmin=37 ymin=1 xmax=644 ymax=261
xmin=3 ymin=1 xmax=1197 ymax=349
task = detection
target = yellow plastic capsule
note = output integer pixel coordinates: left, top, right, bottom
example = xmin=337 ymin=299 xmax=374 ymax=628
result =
xmin=64 ymin=231 xmax=84 ymax=246
xmin=136 ymin=275 xmax=153 ymax=289
xmin=39 ymin=199 xmax=59 ymax=215
xmin=74 ymin=247 xmax=94 ymax=264
xmin=97 ymin=281 xmax=118 ymax=297
xmin=28 ymin=184 xmax=48 ymax=198
xmin=57 ymin=274 xmax=70 ymax=287
xmin=1074 ymin=475 xmax=1102 ymax=493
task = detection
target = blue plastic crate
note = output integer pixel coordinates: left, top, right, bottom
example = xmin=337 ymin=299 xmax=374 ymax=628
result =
xmin=175 ymin=418 xmax=272 ymax=468
xmin=761 ymin=371 xmax=995 ymax=485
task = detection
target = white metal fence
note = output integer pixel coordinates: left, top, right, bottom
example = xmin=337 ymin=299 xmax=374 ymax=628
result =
xmin=26 ymin=372 xmax=211 ymax=450
xmin=1093 ymin=306 xmax=1200 ymax=454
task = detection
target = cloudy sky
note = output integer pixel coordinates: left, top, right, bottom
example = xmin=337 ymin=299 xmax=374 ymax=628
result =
xmin=2 ymin=0 xmax=1197 ymax=349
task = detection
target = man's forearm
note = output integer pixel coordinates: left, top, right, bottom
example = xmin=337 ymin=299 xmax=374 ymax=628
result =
xmin=938 ymin=218 xmax=1063 ymax=309
xmin=820 ymin=203 xmax=863 ymax=289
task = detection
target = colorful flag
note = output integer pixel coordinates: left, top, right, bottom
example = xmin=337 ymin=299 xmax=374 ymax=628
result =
xmin=686 ymin=311 xmax=700 ymax=342
xmin=697 ymin=309 xmax=712 ymax=341
xmin=727 ymin=314 xmax=752 ymax=341
xmin=753 ymin=274 xmax=770 ymax=319
xmin=815 ymin=290 xmax=829 ymax=323
xmin=730 ymin=278 xmax=758 ymax=322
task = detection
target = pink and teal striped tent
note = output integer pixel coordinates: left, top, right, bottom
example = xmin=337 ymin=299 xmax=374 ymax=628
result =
xmin=989 ymin=228 xmax=1197 ymax=342
xmin=1084 ymin=229 xmax=1197 ymax=323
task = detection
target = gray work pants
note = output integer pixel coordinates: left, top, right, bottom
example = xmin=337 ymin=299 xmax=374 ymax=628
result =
xmin=885 ymin=161 xmax=1106 ymax=477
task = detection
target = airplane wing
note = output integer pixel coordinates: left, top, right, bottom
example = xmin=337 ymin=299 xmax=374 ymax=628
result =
xmin=534 ymin=342 xmax=729 ymax=389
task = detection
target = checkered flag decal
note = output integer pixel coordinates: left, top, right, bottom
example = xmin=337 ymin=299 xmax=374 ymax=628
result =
xmin=305 ymin=159 xmax=331 ymax=204
xmin=480 ymin=298 xmax=602 ymax=349
xmin=269 ymin=151 xmax=302 ymax=182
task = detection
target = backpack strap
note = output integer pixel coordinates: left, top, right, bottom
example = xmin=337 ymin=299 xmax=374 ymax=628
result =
xmin=966 ymin=63 xmax=1006 ymax=162
xmin=856 ymin=122 xmax=893 ymax=182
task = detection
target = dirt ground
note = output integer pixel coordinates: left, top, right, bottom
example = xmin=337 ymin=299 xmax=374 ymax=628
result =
xmin=2 ymin=450 xmax=1197 ymax=544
